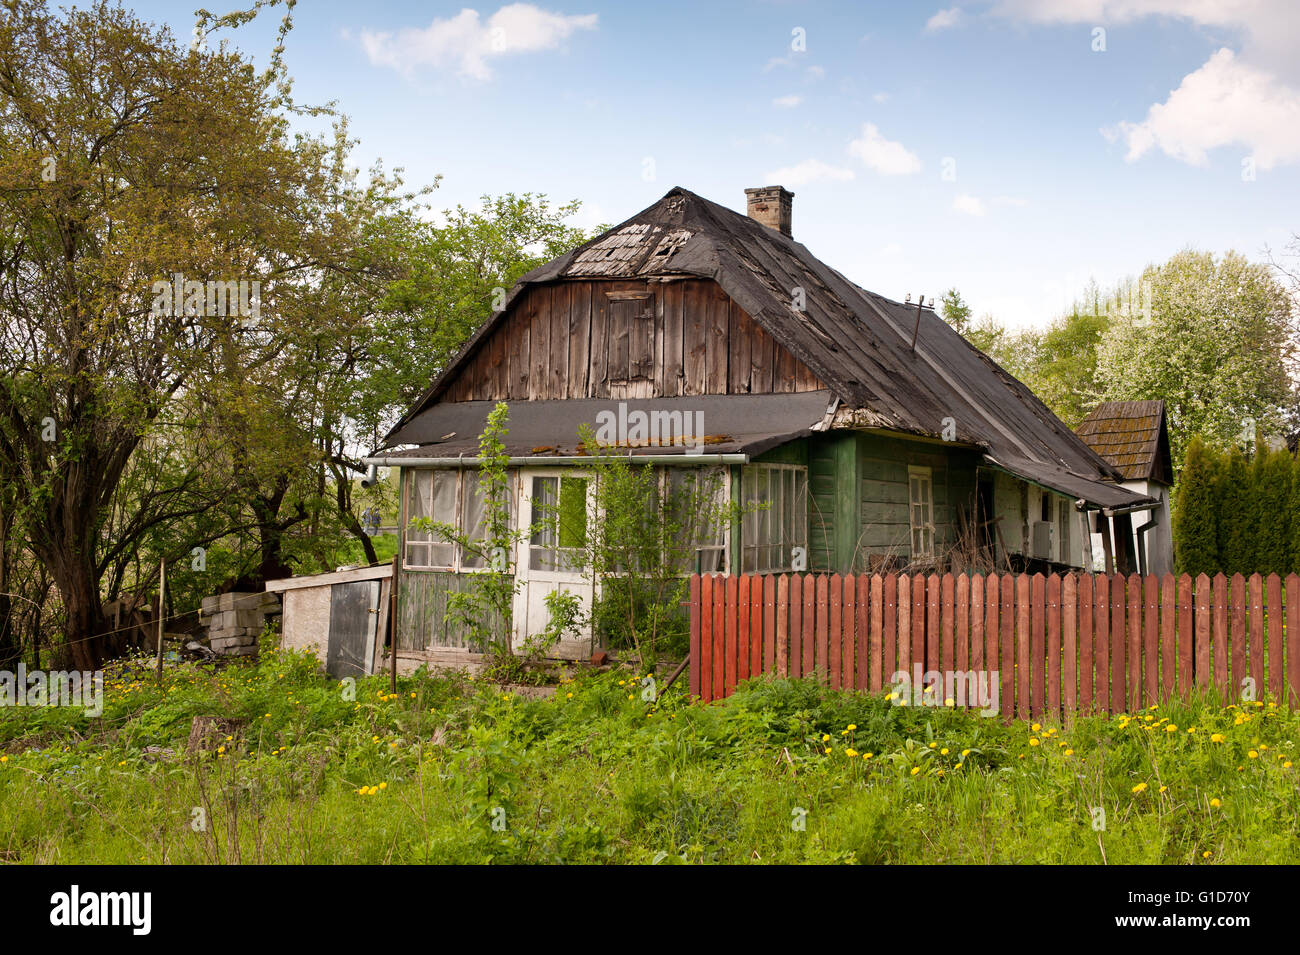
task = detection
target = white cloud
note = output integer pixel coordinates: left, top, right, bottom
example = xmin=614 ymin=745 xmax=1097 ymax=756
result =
xmin=872 ymin=91 xmax=890 ymax=103
xmin=1109 ymin=47 xmax=1300 ymax=168
xmin=806 ymin=65 xmax=826 ymax=80
xmin=848 ymin=123 xmax=923 ymax=175
xmin=991 ymin=195 xmax=1029 ymax=207
xmin=764 ymin=159 xmax=856 ymax=186
xmin=992 ymin=0 xmax=1300 ymax=167
xmin=773 ymin=94 xmax=803 ymax=108
xmin=953 ymin=194 xmax=985 ymax=216
xmin=360 ymin=4 xmax=597 ymax=79
xmin=990 ymin=0 xmax=1300 ymax=76
xmin=926 ymin=7 xmax=964 ymax=31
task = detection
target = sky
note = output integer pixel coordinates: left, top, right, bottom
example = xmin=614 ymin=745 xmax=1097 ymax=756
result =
xmin=128 ymin=0 xmax=1300 ymax=329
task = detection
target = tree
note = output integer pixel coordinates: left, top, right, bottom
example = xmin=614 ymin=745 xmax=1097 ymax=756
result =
xmin=1173 ymin=436 xmax=1219 ymax=576
xmin=1215 ymin=448 xmax=1253 ymax=575
xmin=0 ymin=1 xmax=402 ymax=668
xmin=1095 ymin=250 xmax=1296 ymax=462
xmin=939 ymin=288 xmax=972 ymax=335
xmin=1253 ymin=445 xmax=1291 ymax=575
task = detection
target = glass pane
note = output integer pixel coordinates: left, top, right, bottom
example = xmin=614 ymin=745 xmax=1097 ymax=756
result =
xmin=460 ymin=471 xmax=488 ymax=568
xmin=558 ymin=477 xmax=588 ymax=550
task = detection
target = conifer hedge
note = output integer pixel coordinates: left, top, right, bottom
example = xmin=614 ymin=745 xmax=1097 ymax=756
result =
xmin=1173 ymin=437 xmax=1295 ymax=576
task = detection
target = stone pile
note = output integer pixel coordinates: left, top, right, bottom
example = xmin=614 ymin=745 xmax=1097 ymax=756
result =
xmin=200 ymin=591 xmax=280 ymax=656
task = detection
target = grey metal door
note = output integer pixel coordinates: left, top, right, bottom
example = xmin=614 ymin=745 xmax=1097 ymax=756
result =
xmin=327 ymin=580 xmax=380 ymax=679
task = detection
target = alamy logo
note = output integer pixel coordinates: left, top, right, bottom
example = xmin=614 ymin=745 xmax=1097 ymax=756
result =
xmin=49 ymin=885 xmax=151 ymax=935
xmin=0 ymin=664 xmax=103 ymax=717
xmin=889 ymin=664 xmax=1000 ymax=716
xmin=150 ymin=273 xmax=260 ymax=320
xmin=593 ymin=402 xmax=706 ymax=454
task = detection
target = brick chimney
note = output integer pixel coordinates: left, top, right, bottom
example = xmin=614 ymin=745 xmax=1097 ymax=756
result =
xmin=745 ymin=185 xmax=793 ymax=237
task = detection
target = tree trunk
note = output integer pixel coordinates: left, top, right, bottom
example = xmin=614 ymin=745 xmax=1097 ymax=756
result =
xmin=51 ymin=552 xmax=109 ymax=671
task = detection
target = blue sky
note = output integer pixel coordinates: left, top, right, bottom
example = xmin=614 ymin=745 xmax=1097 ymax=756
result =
xmin=133 ymin=0 xmax=1300 ymax=328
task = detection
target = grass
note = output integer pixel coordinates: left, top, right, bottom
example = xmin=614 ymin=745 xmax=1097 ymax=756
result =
xmin=0 ymin=646 xmax=1296 ymax=863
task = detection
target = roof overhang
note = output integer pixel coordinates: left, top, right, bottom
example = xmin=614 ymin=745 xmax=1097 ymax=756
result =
xmin=983 ymin=455 xmax=1156 ymax=511
xmin=373 ymin=391 xmax=835 ymax=464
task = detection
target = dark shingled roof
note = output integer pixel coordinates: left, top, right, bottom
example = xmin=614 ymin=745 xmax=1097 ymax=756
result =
xmin=1076 ymin=400 xmax=1173 ymax=484
xmin=384 ymin=187 xmax=1150 ymax=509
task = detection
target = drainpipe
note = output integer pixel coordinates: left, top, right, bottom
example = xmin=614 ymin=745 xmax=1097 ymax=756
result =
xmin=1134 ymin=514 xmax=1158 ymax=576
xmin=360 ymin=464 xmax=381 ymax=487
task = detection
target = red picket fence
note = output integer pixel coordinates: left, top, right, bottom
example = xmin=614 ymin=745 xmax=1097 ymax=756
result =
xmin=687 ymin=572 xmax=1300 ymax=720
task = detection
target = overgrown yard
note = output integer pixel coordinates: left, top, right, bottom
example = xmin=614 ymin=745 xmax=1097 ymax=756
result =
xmin=1 ymin=650 xmax=1296 ymax=864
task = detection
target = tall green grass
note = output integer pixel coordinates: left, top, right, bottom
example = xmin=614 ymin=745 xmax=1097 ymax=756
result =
xmin=1 ymin=650 xmax=1295 ymax=863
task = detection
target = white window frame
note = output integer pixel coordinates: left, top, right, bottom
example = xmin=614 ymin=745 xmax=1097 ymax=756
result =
xmin=401 ymin=468 xmax=515 ymax=573
xmin=525 ymin=471 xmax=593 ymax=576
xmin=663 ymin=466 xmax=730 ymax=574
xmin=740 ymin=463 xmax=809 ymax=574
xmin=908 ymin=466 xmax=936 ymax=560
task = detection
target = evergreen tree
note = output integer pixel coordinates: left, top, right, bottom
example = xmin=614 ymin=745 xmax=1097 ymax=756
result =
xmin=1216 ymin=447 xmax=1253 ymax=575
xmin=1289 ymin=452 xmax=1300 ymax=572
xmin=1254 ymin=446 xmax=1292 ymax=575
xmin=1173 ymin=436 xmax=1220 ymax=576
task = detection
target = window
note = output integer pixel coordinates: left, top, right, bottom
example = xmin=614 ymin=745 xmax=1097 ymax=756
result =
xmin=403 ymin=469 xmax=512 ymax=571
xmin=908 ymin=466 xmax=935 ymax=559
xmin=404 ymin=469 xmax=457 ymax=569
xmin=1057 ymin=498 xmax=1072 ymax=565
xmin=740 ymin=464 xmax=808 ymax=573
xmin=529 ymin=475 xmax=589 ymax=571
xmin=667 ymin=468 xmax=728 ymax=572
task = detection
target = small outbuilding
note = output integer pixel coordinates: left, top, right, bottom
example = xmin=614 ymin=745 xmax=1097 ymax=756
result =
xmin=264 ymin=564 xmax=393 ymax=679
xmin=1075 ymin=400 xmax=1174 ymax=575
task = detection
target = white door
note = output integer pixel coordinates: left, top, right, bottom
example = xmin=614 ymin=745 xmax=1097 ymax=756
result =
xmin=512 ymin=469 xmax=596 ymax=657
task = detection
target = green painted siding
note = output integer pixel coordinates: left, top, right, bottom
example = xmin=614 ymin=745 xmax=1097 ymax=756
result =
xmin=746 ymin=431 xmax=981 ymax=573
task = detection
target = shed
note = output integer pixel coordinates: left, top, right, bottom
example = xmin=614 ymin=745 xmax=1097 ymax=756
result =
xmin=264 ymin=564 xmax=393 ymax=679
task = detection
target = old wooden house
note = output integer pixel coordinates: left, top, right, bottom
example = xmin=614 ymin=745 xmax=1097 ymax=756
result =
xmin=365 ymin=185 xmax=1156 ymax=666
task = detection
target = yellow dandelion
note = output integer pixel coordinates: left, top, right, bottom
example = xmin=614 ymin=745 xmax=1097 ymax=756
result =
xmin=1131 ymin=782 xmax=1148 ymax=794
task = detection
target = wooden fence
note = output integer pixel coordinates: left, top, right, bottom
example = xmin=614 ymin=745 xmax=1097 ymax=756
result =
xmin=687 ymin=572 xmax=1300 ymax=720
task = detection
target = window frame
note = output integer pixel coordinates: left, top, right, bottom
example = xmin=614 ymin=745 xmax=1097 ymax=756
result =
xmin=401 ymin=467 xmax=515 ymax=573
xmin=908 ymin=465 xmax=936 ymax=560
xmin=740 ymin=463 xmax=809 ymax=574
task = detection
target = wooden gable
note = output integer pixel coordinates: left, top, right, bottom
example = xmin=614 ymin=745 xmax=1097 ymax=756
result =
xmin=440 ymin=278 xmax=825 ymax=402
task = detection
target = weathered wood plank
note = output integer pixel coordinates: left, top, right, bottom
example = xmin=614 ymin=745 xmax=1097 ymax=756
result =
xmin=775 ymin=574 xmax=789 ymax=677
xmin=1046 ymin=573 xmax=1060 ymax=721
xmin=1248 ymin=573 xmax=1264 ymax=695
xmin=689 ymin=574 xmax=701 ymax=698
xmin=1078 ymin=574 xmax=1094 ymax=712
xmin=1267 ymin=573 xmax=1283 ymax=701
xmin=1212 ymin=573 xmax=1228 ymax=702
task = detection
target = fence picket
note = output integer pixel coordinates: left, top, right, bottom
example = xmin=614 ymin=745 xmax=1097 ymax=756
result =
xmin=842 ymin=575 xmax=856 ymax=691
xmin=828 ymin=574 xmax=841 ymax=689
xmin=1079 ymin=575 xmax=1094 ymax=712
xmin=1268 ymin=574 xmax=1283 ymax=702
xmin=1047 ymin=573 xmax=1061 ymax=721
xmin=1213 ymin=574 xmax=1228 ymax=703
xmin=1248 ymin=573 xmax=1264 ymax=694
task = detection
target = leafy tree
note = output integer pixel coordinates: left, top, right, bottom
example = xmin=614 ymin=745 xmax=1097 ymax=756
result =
xmin=0 ymin=1 xmax=403 ymax=668
xmin=1095 ymin=250 xmax=1296 ymax=462
xmin=939 ymin=288 xmax=972 ymax=335
xmin=1173 ymin=436 xmax=1219 ymax=576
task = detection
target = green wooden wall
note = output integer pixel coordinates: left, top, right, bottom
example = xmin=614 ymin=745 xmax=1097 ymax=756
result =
xmin=756 ymin=431 xmax=982 ymax=573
